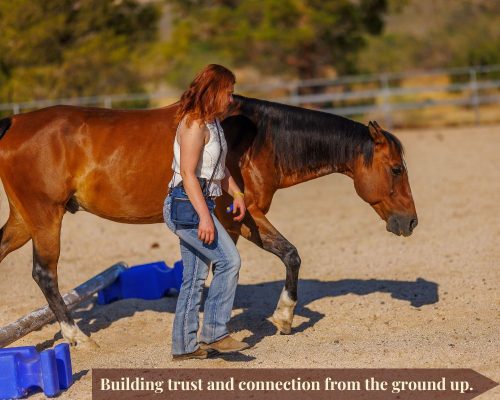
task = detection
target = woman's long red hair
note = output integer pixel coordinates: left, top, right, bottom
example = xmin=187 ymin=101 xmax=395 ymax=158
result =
xmin=175 ymin=64 xmax=236 ymax=127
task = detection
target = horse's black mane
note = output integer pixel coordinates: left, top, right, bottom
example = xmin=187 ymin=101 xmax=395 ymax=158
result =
xmin=233 ymin=95 xmax=403 ymax=174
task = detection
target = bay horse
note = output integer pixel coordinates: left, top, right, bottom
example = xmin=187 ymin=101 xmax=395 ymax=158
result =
xmin=0 ymin=95 xmax=417 ymax=347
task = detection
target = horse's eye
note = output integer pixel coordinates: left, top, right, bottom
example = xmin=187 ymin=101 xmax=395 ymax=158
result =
xmin=391 ymin=165 xmax=403 ymax=176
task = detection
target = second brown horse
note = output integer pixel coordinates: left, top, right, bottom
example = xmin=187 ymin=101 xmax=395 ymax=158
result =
xmin=0 ymin=95 xmax=417 ymax=347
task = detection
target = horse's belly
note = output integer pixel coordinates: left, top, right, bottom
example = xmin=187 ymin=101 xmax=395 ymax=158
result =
xmin=75 ymin=170 xmax=170 ymax=224
xmin=76 ymin=194 xmax=166 ymax=224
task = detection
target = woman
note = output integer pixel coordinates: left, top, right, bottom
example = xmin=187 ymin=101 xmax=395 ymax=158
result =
xmin=163 ymin=64 xmax=249 ymax=360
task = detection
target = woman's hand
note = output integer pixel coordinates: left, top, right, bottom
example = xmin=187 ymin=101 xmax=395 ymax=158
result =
xmin=232 ymin=195 xmax=246 ymax=222
xmin=198 ymin=213 xmax=215 ymax=245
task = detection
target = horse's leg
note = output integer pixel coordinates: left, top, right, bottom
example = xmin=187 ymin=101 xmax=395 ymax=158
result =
xmin=239 ymin=207 xmax=300 ymax=334
xmin=0 ymin=207 xmax=31 ymax=263
xmin=228 ymin=232 xmax=240 ymax=245
xmin=29 ymin=205 xmax=97 ymax=348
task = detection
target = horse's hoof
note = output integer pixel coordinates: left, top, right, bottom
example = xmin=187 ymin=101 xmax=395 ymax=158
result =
xmin=61 ymin=322 xmax=99 ymax=349
xmin=269 ymin=317 xmax=292 ymax=335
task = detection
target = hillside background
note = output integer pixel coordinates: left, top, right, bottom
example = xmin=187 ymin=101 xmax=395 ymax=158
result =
xmin=0 ymin=0 xmax=499 ymax=126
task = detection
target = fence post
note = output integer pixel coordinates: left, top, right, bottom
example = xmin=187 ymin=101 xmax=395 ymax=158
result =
xmin=13 ymin=104 xmax=20 ymax=114
xmin=289 ymin=83 xmax=300 ymax=105
xmin=469 ymin=69 xmax=480 ymax=125
xmin=380 ymin=74 xmax=393 ymax=130
xmin=104 ymin=97 xmax=112 ymax=108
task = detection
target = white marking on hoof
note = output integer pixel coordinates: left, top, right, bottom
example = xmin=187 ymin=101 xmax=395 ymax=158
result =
xmin=60 ymin=322 xmax=100 ymax=349
xmin=271 ymin=289 xmax=297 ymax=335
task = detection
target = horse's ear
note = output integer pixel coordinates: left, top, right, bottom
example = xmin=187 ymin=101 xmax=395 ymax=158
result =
xmin=368 ymin=121 xmax=386 ymax=145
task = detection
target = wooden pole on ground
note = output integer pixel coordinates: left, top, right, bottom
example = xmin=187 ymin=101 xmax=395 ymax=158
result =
xmin=0 ymin=262 xmax=127 ymax=348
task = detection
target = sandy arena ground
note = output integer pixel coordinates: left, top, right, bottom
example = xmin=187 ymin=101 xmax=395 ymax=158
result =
xmin=0 ymin=124 xmax=498 ymax=399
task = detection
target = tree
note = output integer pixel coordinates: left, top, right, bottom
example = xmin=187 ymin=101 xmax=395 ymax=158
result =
xmin=357 ymin=0 xmax=500 ymax=74
xmin=164 ymin=0 xmax=387 ymax=83
xmin=0 ymin=0 xmax=160 ymax=103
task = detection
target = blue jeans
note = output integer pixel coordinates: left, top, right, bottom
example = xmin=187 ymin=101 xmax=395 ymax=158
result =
xmin=163 ymin=193 xmax=241 ymax=355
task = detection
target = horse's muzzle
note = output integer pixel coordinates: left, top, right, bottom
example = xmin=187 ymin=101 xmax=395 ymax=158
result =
xmin=387 ymin=214 xmax=418 ymax=237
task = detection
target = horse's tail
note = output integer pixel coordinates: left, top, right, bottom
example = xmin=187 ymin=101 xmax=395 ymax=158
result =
xmin=0 ymin=118 xmax=12 ymax=140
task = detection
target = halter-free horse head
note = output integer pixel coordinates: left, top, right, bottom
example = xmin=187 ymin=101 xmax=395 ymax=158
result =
xmin=351 ymin=121 xmax=418 ymax=237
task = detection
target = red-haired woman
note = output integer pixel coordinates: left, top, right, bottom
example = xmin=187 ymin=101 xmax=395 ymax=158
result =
xmin=163 ymin=64 xmax=249 ymax=360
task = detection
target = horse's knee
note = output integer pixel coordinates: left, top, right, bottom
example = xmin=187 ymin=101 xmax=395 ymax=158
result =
xmin=283 ymin=246 xmax=301 ymax=272
xmin=32 ymin=245 xmax=59 ymax=288
xmin=283 ymin=245 xmax=301 ymax=282
xmin=31 ymin=262 xmax=56 ymax=287
xmin=32 ymin=256 xmax=72 ymax=326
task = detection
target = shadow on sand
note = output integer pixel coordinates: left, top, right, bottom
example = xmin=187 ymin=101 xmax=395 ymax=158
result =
xmin=37 ymin=277 xmax=438 ymax=353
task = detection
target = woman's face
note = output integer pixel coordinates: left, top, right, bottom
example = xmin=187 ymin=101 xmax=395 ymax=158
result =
xmin=224 ymin=83 xmax=234 ymax=110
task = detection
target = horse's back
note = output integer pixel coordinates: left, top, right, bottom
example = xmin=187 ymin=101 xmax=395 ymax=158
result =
xmin=0 ymin=104 xmax=179 ymax=223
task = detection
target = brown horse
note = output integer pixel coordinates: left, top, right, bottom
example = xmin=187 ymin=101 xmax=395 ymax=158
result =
xmin=0 ymin=95 xmax=417 ymax=347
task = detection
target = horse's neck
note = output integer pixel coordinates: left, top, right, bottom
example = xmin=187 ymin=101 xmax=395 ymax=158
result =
xmin=234 ymin=101 xmax=357 ymax=187
xmin=278 ymin=161 xmax=353 ymax=188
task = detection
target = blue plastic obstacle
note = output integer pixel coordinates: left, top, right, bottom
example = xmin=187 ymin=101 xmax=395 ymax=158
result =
xmin=0 ymin=343 xmax=72 ymax=399
xmin=97 ymin=260 xmax=184 ymax=305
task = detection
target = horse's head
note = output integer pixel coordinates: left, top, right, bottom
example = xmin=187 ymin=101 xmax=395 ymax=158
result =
xmin=352 ymin=121 xmax=418 ymax=237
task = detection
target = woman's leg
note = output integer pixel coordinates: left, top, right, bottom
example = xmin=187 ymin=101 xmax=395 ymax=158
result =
xmin=171 ymin=239 xmax=210 ymax=355
xmin=164 ymin=195 xmax=208 ymax=355
xmin=198 ymin=215 xmax=241 ymax=344
xmin=164 ymin=196 xmax=241 ymax=352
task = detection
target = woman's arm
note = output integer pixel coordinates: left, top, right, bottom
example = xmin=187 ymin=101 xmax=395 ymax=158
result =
xmin=178 ymin=121 xmax=215 ymax=244
xmin=221 ymin=166 xmax=246 ymax=222
xmin=221 ymin=166 xmax=243 ymax=197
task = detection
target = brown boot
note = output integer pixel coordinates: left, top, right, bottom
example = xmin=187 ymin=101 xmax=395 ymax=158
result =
xmin=200 ymin=335 xmax=250 ymax=353
xmin=172 ymin=347 xmax=209 ymax=360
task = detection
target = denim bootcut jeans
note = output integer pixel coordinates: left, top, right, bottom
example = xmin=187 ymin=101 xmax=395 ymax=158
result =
xmin=163 ymin=192 xmax=241 ymax=355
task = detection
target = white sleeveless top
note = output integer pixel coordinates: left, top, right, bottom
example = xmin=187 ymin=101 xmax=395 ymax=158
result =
xmin=168 ymin=118 xmax=227 ymax=197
